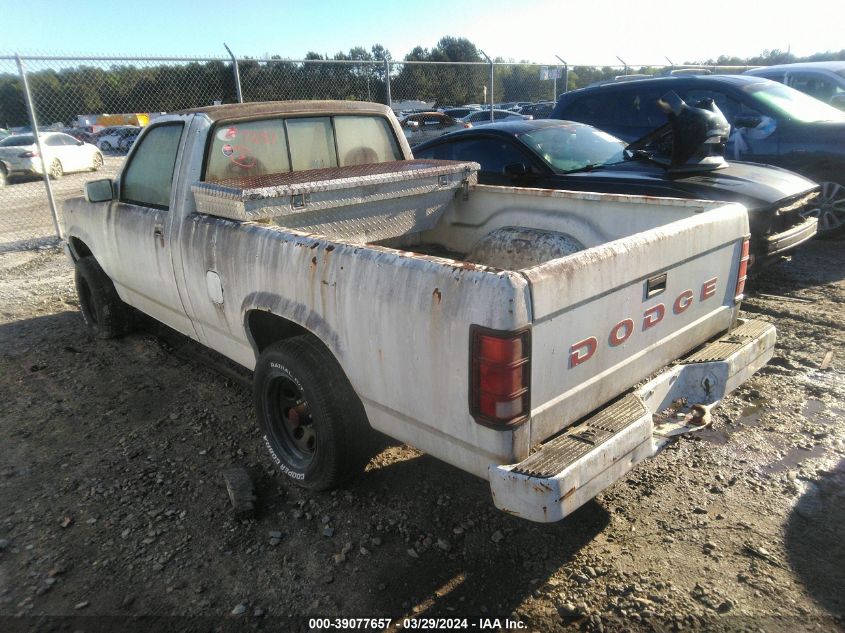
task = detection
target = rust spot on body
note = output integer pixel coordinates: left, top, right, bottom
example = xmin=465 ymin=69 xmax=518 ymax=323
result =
xmin=561 ymin=486 xmax=577 ymax=500
xmin=432 ymin=288 xmax=441 ymax=304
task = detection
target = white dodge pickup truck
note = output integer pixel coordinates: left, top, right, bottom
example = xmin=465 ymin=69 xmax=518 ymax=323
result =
xmin=62 ymin=101 xmax=775 ymax=523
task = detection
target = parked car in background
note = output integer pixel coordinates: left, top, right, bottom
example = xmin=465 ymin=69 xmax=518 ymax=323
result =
xmin=413 ymin=114 xmax=819 ymax=271
xmin=96 ymin=125 xmax=139 ymax=152
xmin=0 ymin=132 xmax=103 ymax=184
xmin=440 ymin=107 xmax=481 ymax=119
xmin=552 ymin=75 xmax=845 ymax=237
xmin=462 ymin=109 xmax=533 ymax=126
xmin=63 ymin=128 xmax=98 ymax=145
xmin=520 ymin=101 xmax=556 ymax=119
xmin=399 ymin=112 xmax=470 ymax=146
xmin=118 ymin=128 xmax=141 ymax=152
xmin=745 ymin=62 xmax=845 ymax=110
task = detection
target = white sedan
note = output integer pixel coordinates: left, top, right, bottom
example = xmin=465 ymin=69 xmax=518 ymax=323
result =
xmin=0 ymin=132 xmax=103 ymax=184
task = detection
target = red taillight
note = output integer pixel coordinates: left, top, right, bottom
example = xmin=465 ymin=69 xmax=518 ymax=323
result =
xmin=19 ymin=150 xmax=38 ymax=158
xmin=735 ymin=236 xmax=750 ymax=302
xmin=470 ymin=326 xmax=530 ymax=428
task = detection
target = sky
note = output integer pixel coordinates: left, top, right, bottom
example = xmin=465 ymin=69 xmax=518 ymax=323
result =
xmin=3 ymin=0 xmax=843 ymax=67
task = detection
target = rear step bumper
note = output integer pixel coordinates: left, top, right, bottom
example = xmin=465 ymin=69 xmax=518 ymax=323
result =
xmin=489 ymin=319 xmax=776 ymax=523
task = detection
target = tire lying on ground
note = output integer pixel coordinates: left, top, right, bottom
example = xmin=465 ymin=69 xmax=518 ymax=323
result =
xmin=74 ymin=256 xmax=132 ymax=339
xmin=254 ymin=335 xmax=375 ymax=491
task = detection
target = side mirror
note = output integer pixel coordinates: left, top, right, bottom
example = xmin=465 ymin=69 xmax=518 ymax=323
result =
xmin=76 ymin=139 xmax=84 ymax=146
xmin=734 ymin=114 xmax=762 ymax=129
xmin=504 ymin=162 xmax=530 ymax=179
xmin=85 ymin=179 xmax=114 ymax=203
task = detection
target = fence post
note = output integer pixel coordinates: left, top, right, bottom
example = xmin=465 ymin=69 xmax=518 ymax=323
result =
xmin=479 ymin=50 xmax=494 ymax=121
xmin=555 ymin=56 xmax=569 ymax=96
xmin=383 ymin=58 xmax=391 ymax=108
xmin=15 ymin=54 xmax=62 ymax=241
xmin=224 ymin=43 xmax=244 ymax=103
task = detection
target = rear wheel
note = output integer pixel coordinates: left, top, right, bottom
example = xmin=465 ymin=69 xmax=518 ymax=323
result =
xmin=254 ymin=336 xmax=374 ymax=490
xmin=801 ymin=179 xmax=845 ymax=239
xmin=0 ymin=166 xmax=6 ymax=188
xmin=74 ymin=256 xmax=131 ymax=339
xmin=48 ymin=159 xmax=63 ymax=180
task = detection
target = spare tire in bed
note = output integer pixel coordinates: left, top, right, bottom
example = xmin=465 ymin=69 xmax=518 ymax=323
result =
xmin=466 ymin=226 xmax=585 ymax=270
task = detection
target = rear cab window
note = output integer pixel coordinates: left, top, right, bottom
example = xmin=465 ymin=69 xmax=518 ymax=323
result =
xmin=203 ymin=114 xmax=402 ymax=181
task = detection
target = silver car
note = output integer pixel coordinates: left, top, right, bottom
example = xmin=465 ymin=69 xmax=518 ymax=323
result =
xmin=462 ymin=109 xmax=533 ymax=126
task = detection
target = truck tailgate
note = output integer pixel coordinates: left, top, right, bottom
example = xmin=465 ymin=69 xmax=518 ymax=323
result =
xmin=524 ymin=203 xmax=748 ymax=446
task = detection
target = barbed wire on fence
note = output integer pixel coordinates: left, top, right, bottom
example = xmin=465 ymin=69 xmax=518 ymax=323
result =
xmin=0 ymin=53 xmax=763 ymax=250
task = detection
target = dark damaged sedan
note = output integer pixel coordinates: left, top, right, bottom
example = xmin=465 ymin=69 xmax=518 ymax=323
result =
xmin=413 ymin=97 xmax=819 ymax=272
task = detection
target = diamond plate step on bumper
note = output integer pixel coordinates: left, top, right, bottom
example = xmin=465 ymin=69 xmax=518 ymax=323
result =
xmin=489 ymin=319 xmax=776 ymax=523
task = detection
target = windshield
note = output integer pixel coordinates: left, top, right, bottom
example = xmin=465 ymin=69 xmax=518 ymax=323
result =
xmin=745 ymin=81 xmax=845 ymax=122
xmin=0 ymin=135 xmax=35 ymax=147
xmin=518 ymin=123 xmax=625 ymax=172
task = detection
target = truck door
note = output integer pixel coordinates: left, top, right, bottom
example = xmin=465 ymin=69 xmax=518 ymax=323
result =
xmin=109 ymin=122 xmax=196 ymax=336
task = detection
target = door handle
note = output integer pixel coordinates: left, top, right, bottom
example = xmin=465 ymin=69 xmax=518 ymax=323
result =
xmin=153 ymin=224 xmax=165 ymax=246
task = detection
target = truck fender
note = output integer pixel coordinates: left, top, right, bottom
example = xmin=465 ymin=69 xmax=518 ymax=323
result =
xmin=242 ymin=294 xmax=342 ymax=362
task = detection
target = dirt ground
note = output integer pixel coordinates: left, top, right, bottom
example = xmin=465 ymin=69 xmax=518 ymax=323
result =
xmin=0 ymin=240 xmax=843 ymax=633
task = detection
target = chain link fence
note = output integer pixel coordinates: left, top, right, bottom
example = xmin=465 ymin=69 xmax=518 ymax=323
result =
xmin=0 ymin=54 xmax=758 ymax=251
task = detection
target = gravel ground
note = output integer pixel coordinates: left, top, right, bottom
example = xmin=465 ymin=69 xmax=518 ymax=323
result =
xmin=0 ymin=155 xmax=124 ymax=249
xmin=0 ymin=240 xmax=843 ymax=632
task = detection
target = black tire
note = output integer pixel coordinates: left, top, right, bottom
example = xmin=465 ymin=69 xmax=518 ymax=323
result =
xmin=48 ymin=159 xmax=63 ymax=180
xmin=254 ymin=336 xmax=373 ymax=490
xmin=74 ymin=256 xmax=131 ymax=339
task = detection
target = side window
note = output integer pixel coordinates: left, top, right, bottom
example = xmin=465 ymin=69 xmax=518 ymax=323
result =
xmin=789 ymin=73 xmax=839 ymax=101
xmin=205 ymin=119 xmax=289 ymax=181
xmin=758 ymin=71 xmax=786 ymax=84
xmin=286 ymin=118 xmax=337 ymax=171
xmin=45 ymin=136 xmax=64 ymax=147
xmin=448 ymin=138 xmax=532 ymax=174
xmin=683 ymin=89 xmax=761 ymax=125
xmin=563 ymin=95 xmax=617 ymax=126
xmin=121 ymin=123 xmax=183 ymax=209
xmin=620 ymin=90 xmax=666 ymax=128
xmin=334 ymin=116 xmax=402 ymax=166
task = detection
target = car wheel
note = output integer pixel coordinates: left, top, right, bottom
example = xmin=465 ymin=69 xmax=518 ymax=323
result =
xmin=91 ymin=152 xmax=104 ymax=171
xmin=100 ymin=141 xmax=112 ymax=152
xmin=0 ymin=166 xmax=6 ymax=188
xmin=801 ymin=179 xmax=845 ymax=239
xmin=253 ymin=336 xmax=374 ymax=491
xmin=48 ymin=159 xmax=63 ymax=180
xmin=74 ymin=256 xmax=132 ymax=339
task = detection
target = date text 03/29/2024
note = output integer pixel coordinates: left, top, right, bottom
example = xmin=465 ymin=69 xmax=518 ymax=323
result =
xmin=308 ymin=618 xmax=527 ymax=630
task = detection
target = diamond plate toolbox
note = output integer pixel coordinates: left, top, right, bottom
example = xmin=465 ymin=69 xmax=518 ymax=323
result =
xmin=191 ymin=159 xmax=478 ymax=243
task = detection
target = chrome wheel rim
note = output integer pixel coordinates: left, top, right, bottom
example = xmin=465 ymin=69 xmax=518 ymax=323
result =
xmin=801 ymin=181 xmax=845 ymax=233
